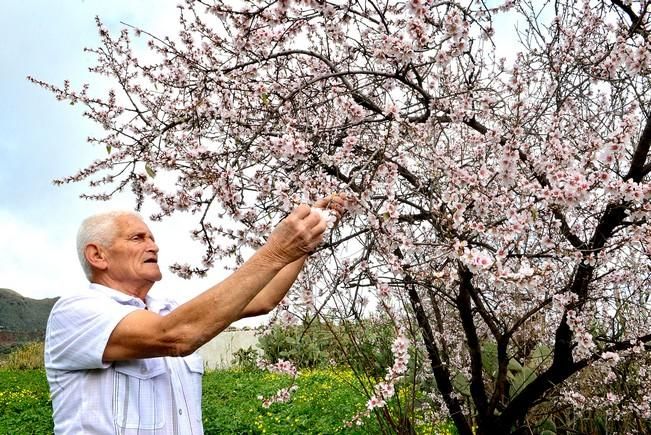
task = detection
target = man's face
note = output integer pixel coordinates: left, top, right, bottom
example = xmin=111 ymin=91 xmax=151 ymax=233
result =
xmin=103 ymin=215 xmax=162 ymax=290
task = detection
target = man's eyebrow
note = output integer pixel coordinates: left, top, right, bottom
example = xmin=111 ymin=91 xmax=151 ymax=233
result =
xmin=128 ymin=231 xmax=153 ymax=239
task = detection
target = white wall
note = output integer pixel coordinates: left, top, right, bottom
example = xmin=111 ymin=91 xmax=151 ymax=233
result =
xmin=197 ymin=329 xmax=261 ymax=370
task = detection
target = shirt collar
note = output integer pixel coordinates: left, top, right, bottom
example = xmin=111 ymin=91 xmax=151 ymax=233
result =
xmin=88 ymin=283 xmax=146 ymax=308
xmin=145 ymin=294 xmax=175 ymax=315
xmin=88 ymin=283 xmax=175 ymax=314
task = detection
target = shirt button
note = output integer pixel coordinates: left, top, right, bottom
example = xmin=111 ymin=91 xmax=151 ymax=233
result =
xmin=179 ymin=409 xmax=183 ymax=415
xmin=140 ymin=366 xmax=147 ymax=374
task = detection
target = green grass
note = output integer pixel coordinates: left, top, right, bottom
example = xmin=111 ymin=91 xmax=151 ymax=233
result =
xmin=0 ymin=368 xmax=456 ymax=434
xmin=0 ymin=368 xmax=381 ymax=434
xmin=0 ymin=370 xmax=52 ymax=434
xmin=201 ymin=368 xmax=378 ymax=434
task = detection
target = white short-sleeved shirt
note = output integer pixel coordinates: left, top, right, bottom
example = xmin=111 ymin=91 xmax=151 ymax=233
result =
xmin=45 ymin=284 xmax=204 ymax=434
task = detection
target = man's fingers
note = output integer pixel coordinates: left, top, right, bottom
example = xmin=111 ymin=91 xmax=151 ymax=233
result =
xmin=291 ymin=203 xmax=312 ymax=219
xmin=313 ymin=194 xmax=336 ymax=209
xmin=301 ymin=208 xmax=323 ymax=228
xmin=329 ymin=202 xmax=345 ymax=216
xmin=287 ymin=205 xmax=326 ymax=241
xmin=305 ymin=231 xmax=325 ymax=252
xmin=311 ymin=215 xmax=327 ymax=236
xmin=313 ymin=194 xmax=349 ymax=220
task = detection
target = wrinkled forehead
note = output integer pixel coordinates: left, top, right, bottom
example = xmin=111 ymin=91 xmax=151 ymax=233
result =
xmin=115 ymin=214 xmax=154 ymax=237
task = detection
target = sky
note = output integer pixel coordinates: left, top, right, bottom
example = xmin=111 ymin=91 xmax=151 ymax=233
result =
xmin=0 ymin=1 xmax=231 ymax=307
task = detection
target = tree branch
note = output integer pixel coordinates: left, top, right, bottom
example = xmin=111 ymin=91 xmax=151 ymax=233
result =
xmin=406 ymin=278 xmax=473 ymax=435
xmin=395 ymin=249 xmax=473 ymax=435
xmin=610 ymin=0 xmax=650 ymax=39
xmin=457 ymin=265 xmax=492 ymax=426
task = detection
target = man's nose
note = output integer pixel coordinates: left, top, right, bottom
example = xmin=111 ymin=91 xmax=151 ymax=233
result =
xmin=148 ymin=239 xmax=159 ymax=252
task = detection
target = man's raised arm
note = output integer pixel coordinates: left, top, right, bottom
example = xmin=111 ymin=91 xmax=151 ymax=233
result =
xmin=102 ymin=199 xmax=343 ymax=361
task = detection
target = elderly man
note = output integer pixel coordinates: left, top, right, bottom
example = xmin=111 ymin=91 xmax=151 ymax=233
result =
xmin=45 ymin=198 xmax=345 ymax=434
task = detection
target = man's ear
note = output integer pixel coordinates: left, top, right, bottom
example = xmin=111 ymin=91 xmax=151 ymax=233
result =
xmin=85 ymin=243 xmax=108 ymax=272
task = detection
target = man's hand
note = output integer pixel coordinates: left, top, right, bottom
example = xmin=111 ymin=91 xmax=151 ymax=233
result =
xmin=261 ymin=194 xmax=349 ymax=269
xmin=261 ymin=204 xmax=327 ymax=268
xmin=312 ymin=193 xmax=348 ymax=222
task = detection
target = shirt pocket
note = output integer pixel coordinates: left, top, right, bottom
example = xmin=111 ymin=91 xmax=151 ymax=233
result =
xmin=113 ymin=358 xmax=168 ymax=430
xmin=183 ymin=353 xmax=204 ymax=375
xmin=182 ymin=353 xmax=204 ymax=422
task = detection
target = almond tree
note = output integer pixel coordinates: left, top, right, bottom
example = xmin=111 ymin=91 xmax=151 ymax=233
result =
xmin=31 ymin=0 xmax=651 ymax=433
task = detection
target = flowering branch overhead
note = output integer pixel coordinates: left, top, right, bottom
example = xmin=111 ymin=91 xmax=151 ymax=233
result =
xmin=33 ymin=0 xmax=651 ymax=433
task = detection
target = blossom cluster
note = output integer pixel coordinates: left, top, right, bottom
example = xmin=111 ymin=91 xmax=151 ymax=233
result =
xmin=255 ymin=358 xmax=300 ymax=408
xmin=311 ymin=207 xmax=337 ymax=230
xmin=257 ymin=385 xmax=299 ymax=409
xmin=566 ymin=310 xmax=595 ymax=361
xmin=346 ymin=334 xmax=411 ymax=427
xmin=256 ymin=358 xmax=298 ymax=377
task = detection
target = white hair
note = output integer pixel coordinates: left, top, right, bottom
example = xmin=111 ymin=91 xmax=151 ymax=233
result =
xmin=76 ymin=210 xmax=143 ymax=280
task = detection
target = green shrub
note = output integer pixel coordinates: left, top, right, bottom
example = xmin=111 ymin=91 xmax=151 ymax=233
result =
xmin=231 ymin=346 xmax=261 ymax=371
xmin=335 ymin=319 xmax=397 ymax=378
xmin=258 ymin=321 xmax=337 ymax=368
xmin=257 ymin=318 xmax=398 ymax=372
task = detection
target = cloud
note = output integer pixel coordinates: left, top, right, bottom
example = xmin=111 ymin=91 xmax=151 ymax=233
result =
xmin=0 ymin=207 xmax=225 ymax=299
xmin=0 ymin=0 xmax=186 ymax=299
xmin=0 ymin=210 xmax=86 ymax=300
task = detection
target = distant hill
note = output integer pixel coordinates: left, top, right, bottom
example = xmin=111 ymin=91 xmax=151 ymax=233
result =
xmin=0 ymin=288 xmax=58 ymax=332
xmin=0 ymin=288 xmax=58 ymax=355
